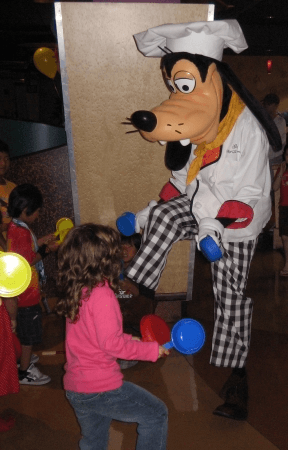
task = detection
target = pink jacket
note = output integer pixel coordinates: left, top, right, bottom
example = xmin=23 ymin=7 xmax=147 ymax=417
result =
xmin=64 ymin=282 xmax=159 ymax=393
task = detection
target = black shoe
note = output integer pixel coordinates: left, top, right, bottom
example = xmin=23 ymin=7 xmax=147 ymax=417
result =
xmin=213 ymin=400 xmax=248 ymax=421
xmin=213 ymin=372 xmax=248 ymax=421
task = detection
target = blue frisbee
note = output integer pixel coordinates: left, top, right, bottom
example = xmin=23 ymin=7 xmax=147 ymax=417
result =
xmin=163 ymin=318 xmax=205 ymax=355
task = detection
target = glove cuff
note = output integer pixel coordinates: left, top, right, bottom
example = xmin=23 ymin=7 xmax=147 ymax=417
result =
xmin=198 ymin=217 xmax=224 ymax=237
xmin=135 ymin=220 xmax=141 ymax=233
xmin=148 ymin=200 xmax=158 ymax=208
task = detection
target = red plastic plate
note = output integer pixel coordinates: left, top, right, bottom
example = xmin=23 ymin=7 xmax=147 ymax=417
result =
xmin=140 ymin=314 xmax=171 ymax=345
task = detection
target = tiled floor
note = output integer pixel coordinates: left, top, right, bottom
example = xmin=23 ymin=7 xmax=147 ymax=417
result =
xmin=0 ymin=235 xmax=287 ymax=450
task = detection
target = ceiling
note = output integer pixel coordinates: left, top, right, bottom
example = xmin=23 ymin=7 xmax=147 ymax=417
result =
xmin=0 ymin=0 xmax=288 ymax=68
xmin=0 ymin=2 xmax=56 ymax=68
xmin=185 ymin=0 xmax=288 ymax=56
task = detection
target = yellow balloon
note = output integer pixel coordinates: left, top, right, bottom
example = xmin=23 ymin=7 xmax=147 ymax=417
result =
xmin=0 ymin=251 xmax=32 ymax=298
xmin=33 ymin=47 xmax=57 ymax=79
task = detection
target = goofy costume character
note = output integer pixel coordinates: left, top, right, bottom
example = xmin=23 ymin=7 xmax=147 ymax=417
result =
xmin=125 ymin=20 xmax=281 ymax=421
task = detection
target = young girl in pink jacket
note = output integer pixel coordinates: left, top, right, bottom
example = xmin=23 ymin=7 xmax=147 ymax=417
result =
xmin=56 ymin=224 xmax=169 ymax=450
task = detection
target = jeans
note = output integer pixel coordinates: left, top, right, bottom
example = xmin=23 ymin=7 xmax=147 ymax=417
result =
xmin=66 ymin=381 xmax=168 ymax=450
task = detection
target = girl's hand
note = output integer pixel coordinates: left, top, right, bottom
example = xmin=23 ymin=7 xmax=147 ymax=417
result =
xmin=158 ymin=345 xmax=170 ymax=359
xmin=131 ymin=338 xmax=170 ymax=358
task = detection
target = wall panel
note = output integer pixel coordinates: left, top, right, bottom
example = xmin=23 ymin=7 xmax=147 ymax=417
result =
xmin=57 ymin=3 xmax=212 ymax=293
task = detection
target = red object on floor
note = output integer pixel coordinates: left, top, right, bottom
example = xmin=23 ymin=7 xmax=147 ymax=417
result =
xmin=0 ymin=417 xmax=15 ymax=432
xmin=140 ymin=314 xmax=171 ymax=345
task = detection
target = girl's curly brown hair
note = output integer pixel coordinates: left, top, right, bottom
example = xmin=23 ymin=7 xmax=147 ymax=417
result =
xmin=56 ymin=223 xmax=122 ymax=323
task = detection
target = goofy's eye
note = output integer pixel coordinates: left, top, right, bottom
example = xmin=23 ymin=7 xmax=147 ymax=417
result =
xmin=166 ymin=79 xmax=176 ymax=93
xmin=174 ymin=78 xmax=196 ymax=94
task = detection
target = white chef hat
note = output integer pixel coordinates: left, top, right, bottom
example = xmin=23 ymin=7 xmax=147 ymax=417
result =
xmin=134 ymin=20 xmax=247 ymax=61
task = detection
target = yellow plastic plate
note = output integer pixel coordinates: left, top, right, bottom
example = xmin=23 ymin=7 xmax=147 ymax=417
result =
xmin=0 ymin=252 xmax=32 ymax=298
xmin=54 ymin=218 xmax=74 ymax=243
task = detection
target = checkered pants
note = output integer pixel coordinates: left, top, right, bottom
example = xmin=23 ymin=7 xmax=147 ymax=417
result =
xmin=126 ymin=195 xmax=257 ymax=368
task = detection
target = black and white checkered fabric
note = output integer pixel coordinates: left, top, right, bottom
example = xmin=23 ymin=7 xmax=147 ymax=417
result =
xmin=126 ymin=195 xmax=197 ymax=290
xmin=126 ymin=195 xmax=257 ymax=368
xmin=210 ymin=239 xmax=257 ymax=368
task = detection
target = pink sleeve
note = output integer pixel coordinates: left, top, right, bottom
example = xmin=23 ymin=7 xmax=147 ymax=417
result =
xmin=92 ymin=286 xmax=159 ymax=362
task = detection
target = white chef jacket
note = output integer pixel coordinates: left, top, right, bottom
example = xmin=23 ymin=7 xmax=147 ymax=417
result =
xmin=169 ymin=107 xmax=271 ymax=243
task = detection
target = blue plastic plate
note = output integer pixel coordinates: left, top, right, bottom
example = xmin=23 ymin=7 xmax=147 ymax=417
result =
xmin=170 ymin=318 xmax=205 ymax=355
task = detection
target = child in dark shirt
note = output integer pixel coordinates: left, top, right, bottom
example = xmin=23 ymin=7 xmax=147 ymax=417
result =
xmin=118 ymin=233 xmax=157 ymax=332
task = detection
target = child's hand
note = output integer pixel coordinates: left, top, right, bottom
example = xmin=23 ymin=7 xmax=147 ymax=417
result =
xmin=132 ymin=336 xmax=141 ymax=341
xmin=38 ymin=234 xmax=56 ymax=246
xmin=38 ymin=234 xmax=59 ymax=252
xmin=119 ymin=279 xmax=139 ymax=297
xmin=119 ymin=279 xmax=130 ymax=291
xmin=47 ymin=240 xmax=60 ymax=252
xmin=158 ymin=345 xmax=170 ymax=359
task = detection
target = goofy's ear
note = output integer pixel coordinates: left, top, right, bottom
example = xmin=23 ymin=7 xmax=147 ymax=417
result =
xmin=207 ymin=62 xmax=224 ymax=108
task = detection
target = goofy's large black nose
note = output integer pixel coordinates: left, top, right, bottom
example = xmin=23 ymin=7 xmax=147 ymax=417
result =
xmin=131 ymin=110 xmax=157 ymax=132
